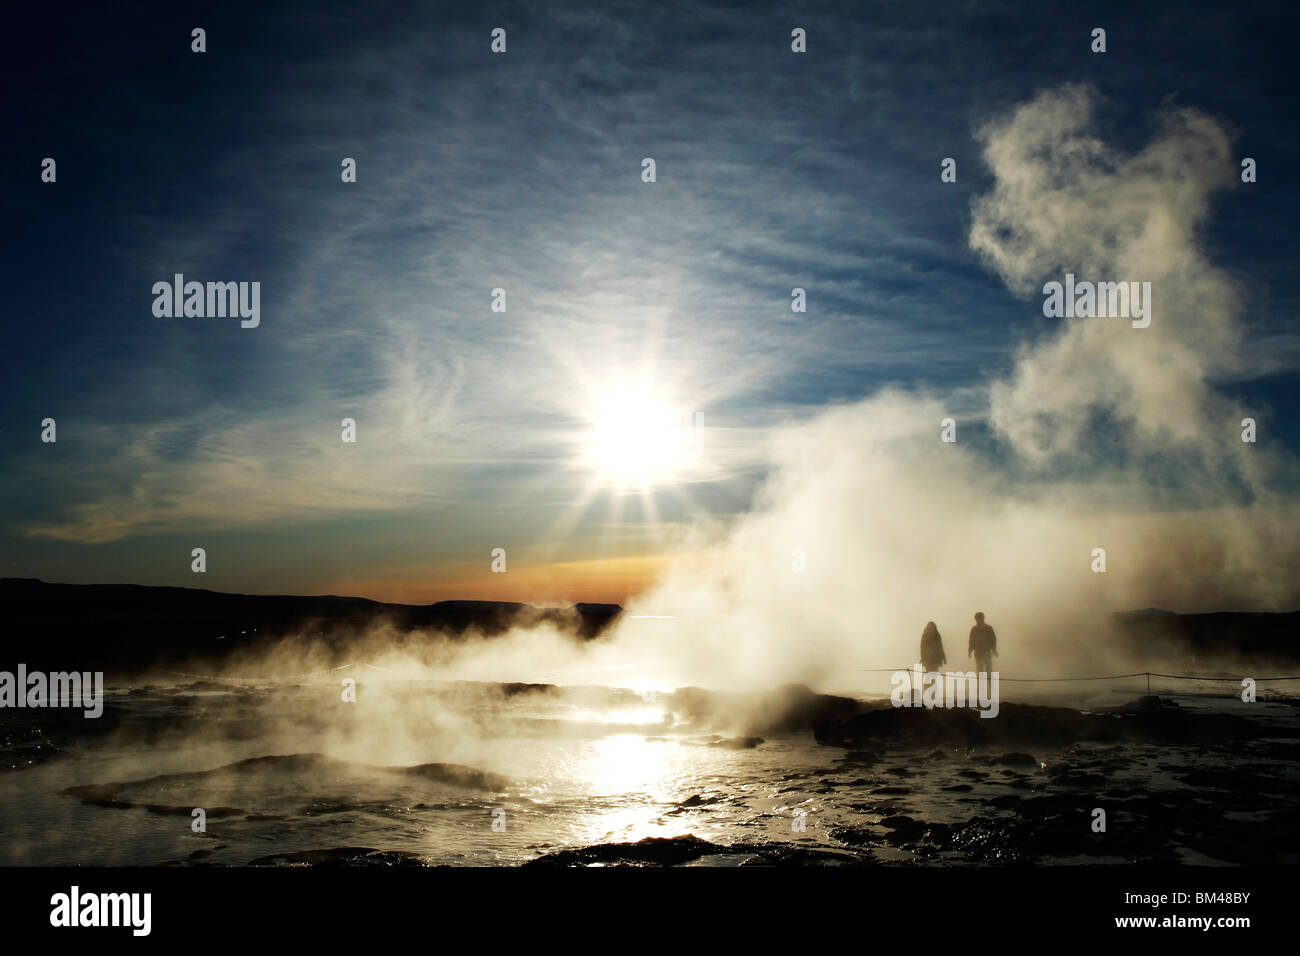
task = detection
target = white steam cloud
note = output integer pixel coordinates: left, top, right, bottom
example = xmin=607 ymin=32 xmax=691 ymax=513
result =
xmin=589 ymin=84 xmax=1300 ymax=693
xmin=163 ymin=84 xmax=1300 ymax=702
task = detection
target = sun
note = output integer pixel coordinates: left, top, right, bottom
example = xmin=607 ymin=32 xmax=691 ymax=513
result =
xmin=583 ymin=387 xmax=695 ymax=487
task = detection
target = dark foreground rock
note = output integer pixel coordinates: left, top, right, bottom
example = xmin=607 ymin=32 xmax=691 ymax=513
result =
xmin=524 ymin=834 xmax=732 ymax=867
xmin=828 ymin=788 xmax=1300 ymax=866
xmin=523 ymin=834 xmax=872 ymax=868
xmin=247 ymin=847 xmax=427 ymax=867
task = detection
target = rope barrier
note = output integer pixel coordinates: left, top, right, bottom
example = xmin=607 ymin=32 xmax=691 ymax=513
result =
xmin=843 ymin=668 xmax=1300 ymax=682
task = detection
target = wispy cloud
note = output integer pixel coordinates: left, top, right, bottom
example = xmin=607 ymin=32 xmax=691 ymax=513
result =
xmin=4 ymin=2 xmax=1297 ymax=600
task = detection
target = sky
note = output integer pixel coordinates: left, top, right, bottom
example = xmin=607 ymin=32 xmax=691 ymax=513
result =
xmin=2 ymin=0 xmax=1299 ymax=607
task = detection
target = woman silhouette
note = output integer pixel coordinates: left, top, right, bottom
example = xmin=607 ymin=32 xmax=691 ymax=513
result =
xmin=920 ymin=621 xmax=947 ymax=674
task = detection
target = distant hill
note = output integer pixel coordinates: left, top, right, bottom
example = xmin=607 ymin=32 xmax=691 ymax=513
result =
xmin=1110 ymin=608 xmax=1300 ymax=666
xmin=3 ymin=577 xmax=1295 ymax=676
xmin=0 ymin=578 xmax=622 ymax=674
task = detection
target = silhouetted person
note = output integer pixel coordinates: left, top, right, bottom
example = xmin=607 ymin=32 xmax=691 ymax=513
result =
xmin=920 ymin=621 xmax=946 ymax=673
xmin=968 ymin=611 xmax=997 ymax=677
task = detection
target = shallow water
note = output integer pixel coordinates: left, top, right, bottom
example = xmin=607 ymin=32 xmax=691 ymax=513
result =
xmin=1 ymin=676 xmax=1297 ymax=866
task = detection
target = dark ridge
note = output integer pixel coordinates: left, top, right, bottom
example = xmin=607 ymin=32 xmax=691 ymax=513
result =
xmin=1109 ymin=608 xmax=1300 ymax=664
xmin=0 ymin=578 xmax=622 ymax=674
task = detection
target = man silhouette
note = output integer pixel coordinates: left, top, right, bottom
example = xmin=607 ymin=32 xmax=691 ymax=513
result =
xmin=968 ymin=612 xmax=997 ymax=678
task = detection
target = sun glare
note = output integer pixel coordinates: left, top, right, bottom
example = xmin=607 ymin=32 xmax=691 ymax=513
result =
xmin=535 ymin=359 xmax=718 ymax=549
xmin=584 ymin=389 xmax=694 ymax=486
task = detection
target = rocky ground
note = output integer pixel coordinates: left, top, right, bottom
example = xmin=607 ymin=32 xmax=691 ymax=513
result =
xmin=524 ymin=695 xmax=1300 ymax=867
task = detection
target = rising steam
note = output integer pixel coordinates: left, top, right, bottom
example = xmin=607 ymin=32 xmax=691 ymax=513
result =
xmin=151 ymin=85 xmax=1300 ymax=702
xmin=592 ymin=83 xmax=1300 ymax=692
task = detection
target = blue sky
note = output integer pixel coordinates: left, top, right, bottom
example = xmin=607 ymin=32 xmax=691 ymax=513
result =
xmin=2 ymin=0 xmax=1297 ymax=602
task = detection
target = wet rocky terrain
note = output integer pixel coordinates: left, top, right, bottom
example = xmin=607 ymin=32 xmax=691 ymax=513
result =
xmin=2 ymin=680 xmax=1297 ymax=867
xmin=526 ymin=694 xmax=1300 ymax=867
